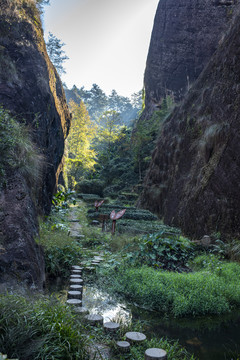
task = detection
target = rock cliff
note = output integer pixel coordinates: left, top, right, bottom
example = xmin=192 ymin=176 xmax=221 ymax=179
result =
xmin=143 ymin=0 xmax=236 ymax=118
xmin=139 ymin=6 xmax=240 ymax=238
xmin=0 ymin=0 xmax=71 ymax=289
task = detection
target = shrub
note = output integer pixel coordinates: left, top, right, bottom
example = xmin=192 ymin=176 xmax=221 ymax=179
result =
xmin=75 ymin=179 xmax=104 ymax=196
xmin=126 ymin=230 xmax=194 ymax=271
xmin=0 ymin=294 xmax=88 ymax=360
xmin=38 ymin=217 xmax=83 ymax=278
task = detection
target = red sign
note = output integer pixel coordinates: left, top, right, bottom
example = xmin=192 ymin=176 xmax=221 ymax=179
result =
xmin=95 ymin=200 xmax=104 ymax=208
xmin=110 ymin=209 xmax=126 ymax=220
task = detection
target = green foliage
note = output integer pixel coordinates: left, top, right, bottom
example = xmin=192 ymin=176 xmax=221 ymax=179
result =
xmin=46 ymin=32 xmax=69 ymax=75
xmin=66 ymin=100 xmax=97 ymax=185
xmin=0 ymin=107 xmax=43 ymax=189
xmin=101 ymin=260 xmax=240 ymax=317
xmin=75 ymin=179 xmax=104 ymax=196
xmin=0 ymin=294 xmax=88 ymax=360
xmin=52 ymin=189 xmax=76 ymax=210
xmin=65 ymin=84 xmax=142 ymax=125
xmin=38 ymin=216 xmax=83 ymax=277
xmin=126 ymin=231 xmax=194 ymax=271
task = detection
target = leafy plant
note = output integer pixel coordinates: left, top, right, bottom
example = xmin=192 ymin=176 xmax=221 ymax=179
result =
xmin=52 ymin=189 xmax=76 ymax=210
xmin=126 ymin=230 xmax=194 ymax=271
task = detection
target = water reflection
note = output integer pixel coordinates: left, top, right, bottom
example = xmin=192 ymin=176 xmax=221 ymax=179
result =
xmin=83 ymin=286 xmax=131 ymax=324
xmin=46 ymin=279 xmax=240 ymax=360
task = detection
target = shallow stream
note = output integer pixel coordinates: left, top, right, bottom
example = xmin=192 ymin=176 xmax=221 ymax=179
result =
xmin=48 ymin=279 xmax=240 ymax=360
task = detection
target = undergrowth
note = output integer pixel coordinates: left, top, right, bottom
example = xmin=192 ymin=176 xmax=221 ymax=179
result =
xmin=97 ymin=255 xmax=240 ymax=317
xmin=38 ymin=212 xmax=83 ymax=278
xmin=0 ymin=107 xmax=43 ymax=189
xmin=0 ymin=294 xmax=88 ymax=360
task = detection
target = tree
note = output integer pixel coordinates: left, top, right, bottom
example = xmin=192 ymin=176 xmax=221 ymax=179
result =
xmin=66 ymin=100 xmax=97 ymax=185
xmin=46 ymin=32 xmax=69 ymax=75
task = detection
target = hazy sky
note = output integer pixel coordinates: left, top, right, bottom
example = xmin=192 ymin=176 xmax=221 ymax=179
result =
xmin=43 ymin=0 xmax=159 ymax=97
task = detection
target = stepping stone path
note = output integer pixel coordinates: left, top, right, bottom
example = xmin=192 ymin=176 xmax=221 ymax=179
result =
xmin=72 ymin=265 xmax=82 ymax=270
xmin=66 ymin=298 xmax=82 ymax=306
xmin=72 ymin=270 xmax=82 ymax=274
xmin=67 ymin=209 xmax=167 ymax=360
xmin=70 ymin=278 xmax=84 ymax=285
xmin=74 ymin=306 xmax=89 ymax=315
xmin=145 ymin=348 xmax=167 ymax=360
xmin=116 ymin=341 xmax=131 ymax=353
xmin=103 ymin=321 xmax=120 ymax=333
xmin=85 ymin=314 xmax=104 ymax=326
xmin=125 ymin=331 xmax=146 ymax=343
xmin=70 ymin=284 xmax=83 ymax=291
xmin=68 ymin=290 xmax=82 ymax=300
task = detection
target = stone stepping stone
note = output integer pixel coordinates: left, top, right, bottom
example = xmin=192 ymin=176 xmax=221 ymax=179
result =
xmin=125 ymin=331 xmax=146 ymax=343
xmin=85 ymin=314 xmax=104 ymax=326
xmin=85 ymin=266 xmax=95 ymax=271
xmin=70 ymin=284 xmax=83 ymax=291
xmin=66 ymin=298 xmax=82 ymax=306
xmin=103 ymin=321 xmax=120 ymax=333
xmin=72 ymin=265 xmax=82 ymax=270
xmin=74 ymin=306 xmax=89 ymax=315
xmin=93 ymin=256 xmax=104 ymax=261
xmin=70 ymin=274 xmax=82 ymax=278
xmin=91 ymin=261 xmax=100 ymax=266
xmin=68 ymin=290 xmax=82 ymax=300
xmin=72 ymin=269 xmax=82 ymax=274
xmin=70 ymin=278 xmax=84 ymax=284
xmin=145 ymin=348 xmax=167 ymax=360
xmin=116 ymin=341 xmax=131 ymax=353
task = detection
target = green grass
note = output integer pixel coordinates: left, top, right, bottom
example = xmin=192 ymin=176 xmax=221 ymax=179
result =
xmin=0 ymin=107 xmax=43 ymax=189
xmin=98 ymin=256 xmax=240 ymax=317
xmin=37 ymin=213 xmax=83 ymax=277
xmin=0 ymin=294 xmax=88 ymax=360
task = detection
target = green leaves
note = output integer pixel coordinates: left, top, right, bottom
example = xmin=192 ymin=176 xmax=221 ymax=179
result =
xmin=127 ymin=230 xmax=194 ymax=271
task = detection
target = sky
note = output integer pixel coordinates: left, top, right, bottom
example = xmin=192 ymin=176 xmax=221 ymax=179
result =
xmin=43 ymin=0 xmax=159 ymax=97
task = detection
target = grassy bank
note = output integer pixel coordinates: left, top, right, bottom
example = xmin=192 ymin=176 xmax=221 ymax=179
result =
xmin=97 ymin=256 xmax=240 ymax=317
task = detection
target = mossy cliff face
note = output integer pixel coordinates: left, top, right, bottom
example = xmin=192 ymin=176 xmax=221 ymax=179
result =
xmin=139 ymin=7 xmax=240 ymax=238
xmin=0 ymin=0 xmax=71 ymax=289
xmin=0 ymin=0 xmax=71 ymax=213
xmin=143 ymin=0 xmax=236 ymax=118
